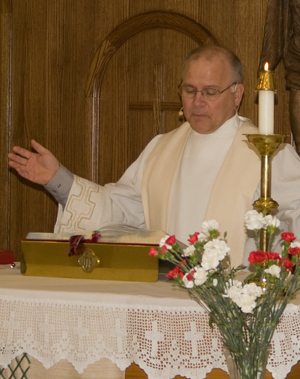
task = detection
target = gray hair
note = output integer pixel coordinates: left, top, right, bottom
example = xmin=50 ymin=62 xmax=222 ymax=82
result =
xmin=182 ymin=45 xmax=244 ymax=84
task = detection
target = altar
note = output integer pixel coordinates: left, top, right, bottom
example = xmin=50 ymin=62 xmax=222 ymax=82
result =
xmin=1 ymin=265 xmax=300 ymax=379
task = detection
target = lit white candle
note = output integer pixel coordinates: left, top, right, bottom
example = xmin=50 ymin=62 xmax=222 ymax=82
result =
xmin=258 ymin=63 xmax=275 ymax=134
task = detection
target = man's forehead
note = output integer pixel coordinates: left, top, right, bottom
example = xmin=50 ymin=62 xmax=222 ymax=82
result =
xmin=183 ymin=56 xmax=231 ymax=83
xmin=187 ymin=54 xmax=229 ymax=70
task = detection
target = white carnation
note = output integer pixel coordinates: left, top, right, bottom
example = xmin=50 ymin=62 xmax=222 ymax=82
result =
xmin=193 ymin=267 xmax=208 ymax=286
xmin=224 ymin=280 xmax=242 ymax=295
xmin=224 ymin=281 xmax=262 ymax=314
xmin=263 ymin=215 xmax=280 ymax=228
xmin=265 ymin=264 xmax=281 ymax=279
xmin=230 ymin=279 xmax=243 ymax=288
xmin=159 ymin=235 xmax=172 ymax=249
xmin=182 ymin=273 xmax=194 ymax=289
xmin=183 ymin=245 xmax=196 ymax=257
xmin=197 ymin=232 xmax=208 ymax=242
xmin=225 ymin=285 xmax=242 ymax=303
xmin=201 ymin=239 xmax=230 ymax=270
xmin=242 ymin=283 xmax=263 ymax=298
xmin=244 ymin=210 xmax=265 ymax=230
xmin=235 ymin=293 xmax=258 ymax=314
xmin=202 ymin=251 xmax=221 ymax=271
xmin=291 ymin=241 xmax=300 ymax=248
xmin=201 ymin=220 xmax=219 ymax=236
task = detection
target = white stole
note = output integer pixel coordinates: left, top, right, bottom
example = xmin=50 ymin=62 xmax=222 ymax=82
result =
xmin=142 ymin=119 xmax=260 ymax=267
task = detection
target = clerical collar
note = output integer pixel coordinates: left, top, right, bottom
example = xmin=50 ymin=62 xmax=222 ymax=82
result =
xmin=215 ymin=113 xmax=240 ymax=135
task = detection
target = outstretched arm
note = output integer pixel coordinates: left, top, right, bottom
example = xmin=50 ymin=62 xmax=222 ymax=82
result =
xmin=8 ymin=139 xmax=60 ymax=185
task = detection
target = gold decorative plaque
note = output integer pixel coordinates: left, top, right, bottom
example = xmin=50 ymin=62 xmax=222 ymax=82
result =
xmin=78 ymin=249 xmax=100 ymax=273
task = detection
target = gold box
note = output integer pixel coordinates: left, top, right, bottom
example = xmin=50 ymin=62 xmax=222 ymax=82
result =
xmin=21 ymin=240 xmax=159 ymax=282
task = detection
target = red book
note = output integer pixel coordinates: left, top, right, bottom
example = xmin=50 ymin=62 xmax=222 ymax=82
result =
xmin=0 ymin=250 xmax=14 ymax=265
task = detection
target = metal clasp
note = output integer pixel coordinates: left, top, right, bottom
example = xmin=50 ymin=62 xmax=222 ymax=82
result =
xmin=78 ymin=249 xmax=100 ymax=273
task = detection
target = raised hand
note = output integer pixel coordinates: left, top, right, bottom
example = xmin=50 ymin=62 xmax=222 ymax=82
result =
xmin=8 ymin=139 xmax=60 ymax=185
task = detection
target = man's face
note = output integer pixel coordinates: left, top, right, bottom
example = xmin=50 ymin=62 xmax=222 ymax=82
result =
xmin=181 ymin=56 xmax=244 ymax=134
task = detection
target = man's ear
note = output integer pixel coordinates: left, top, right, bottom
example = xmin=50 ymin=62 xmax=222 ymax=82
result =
xmin=234 ymin=84 xmax=244 ymax=107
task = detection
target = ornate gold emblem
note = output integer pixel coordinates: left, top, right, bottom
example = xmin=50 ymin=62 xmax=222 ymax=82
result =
xmin=78 ymin=249 xmax=100 ymax=273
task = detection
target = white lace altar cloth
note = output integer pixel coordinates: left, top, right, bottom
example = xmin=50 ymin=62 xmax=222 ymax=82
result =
xmin=0 ymin=268 xmax=300 ymax=379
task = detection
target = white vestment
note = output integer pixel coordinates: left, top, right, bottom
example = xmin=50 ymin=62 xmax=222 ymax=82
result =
xmin=54 ymin=115 xmax=300 ymax=266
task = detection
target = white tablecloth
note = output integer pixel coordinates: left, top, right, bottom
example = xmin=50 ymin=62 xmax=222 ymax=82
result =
xmin=0 ymin=266 xmax=300 ymax=379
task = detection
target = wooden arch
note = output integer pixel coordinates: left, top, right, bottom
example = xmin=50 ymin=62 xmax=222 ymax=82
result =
xmin=85 ymin=11 xmax=219 ymax=181
xmin=86 ymin=11 xmax=218 ymax=96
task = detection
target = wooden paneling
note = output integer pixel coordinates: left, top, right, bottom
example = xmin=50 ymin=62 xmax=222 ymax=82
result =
xmin=0 ymin=0 xmax=12 ymax=251
xmin=1 ymin=0 xmax=290 ymax=260
xmin=9 ymin=0 xmax=55 ymax=252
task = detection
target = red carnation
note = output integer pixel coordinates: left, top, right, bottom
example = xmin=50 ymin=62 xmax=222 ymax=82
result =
xmin=266 ymin=252 xmax=280 ymax=261
xmin=188 ymin=232 xmax=200 ymax=244
xmin=186 ymin=270 xmax=195 ymax=281
xmin=161 ymin=245 xmax=168 ymax=252
xmin=248 ymin=250 xmax=267 ymax=264
xmin=166 ymin=265 xmax=183 ymax=279
xmin=281 ymin=258 xmax=294 ymax=272
xmin=288 ymin=247 xmax=300 ymax=256
xmin=281 ymin=232 xmax=296 ymax=243
xmin=149 ymin=247 xmax=158 ymax=257
xmin=166 ymin=235 xmax=176 ymax=245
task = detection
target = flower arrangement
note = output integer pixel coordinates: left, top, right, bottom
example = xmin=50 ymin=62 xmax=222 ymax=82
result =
xmin=149 ymin=210 xmax=300 ymax=379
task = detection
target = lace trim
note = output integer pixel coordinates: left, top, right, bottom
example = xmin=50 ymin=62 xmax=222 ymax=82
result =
xmin=1 ymin=295 xmax=300 ymax=379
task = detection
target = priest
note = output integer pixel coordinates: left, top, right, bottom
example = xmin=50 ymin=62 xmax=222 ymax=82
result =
xmin=8 ymin=46 xmax=300 ymax=267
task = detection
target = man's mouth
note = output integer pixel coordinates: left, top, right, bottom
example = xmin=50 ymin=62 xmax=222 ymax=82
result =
xmin=192 ymin=114 xmax=208 ymax=118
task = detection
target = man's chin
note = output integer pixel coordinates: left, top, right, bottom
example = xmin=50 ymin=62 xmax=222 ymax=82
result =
xmin=189 ymin=121 xmax=217 ymax=135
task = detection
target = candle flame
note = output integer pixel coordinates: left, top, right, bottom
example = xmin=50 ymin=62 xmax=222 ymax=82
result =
xmin=264 ymin=62 xmax=269 ymax=71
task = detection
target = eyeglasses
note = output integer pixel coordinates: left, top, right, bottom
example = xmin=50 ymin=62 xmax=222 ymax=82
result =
xmin=178 ymin=82 xmax=237 ymax=101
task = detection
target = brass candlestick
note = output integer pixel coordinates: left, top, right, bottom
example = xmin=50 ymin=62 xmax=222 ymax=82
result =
xmin=246 ymin=134 xmax=285 ymax=251
xmin=248 ymin=62 xmax=283 ymax=251
xmin=256 ymin=66 xmax=276 ymax=92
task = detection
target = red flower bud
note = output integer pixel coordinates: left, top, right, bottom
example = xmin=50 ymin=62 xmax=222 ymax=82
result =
xmin=188 ymin=232 xmax=199 ymax=244
xmin=149 ymin=247 xmax=158 ymax=257
xmin=166 ymin=265 xmax=183 ymax=279
xmin=161 ymin=245 xmax=168 ymax=252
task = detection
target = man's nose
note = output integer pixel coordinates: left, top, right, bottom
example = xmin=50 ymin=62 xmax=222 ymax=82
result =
xmin=193 ymin=91 xmax=206 ymax=106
